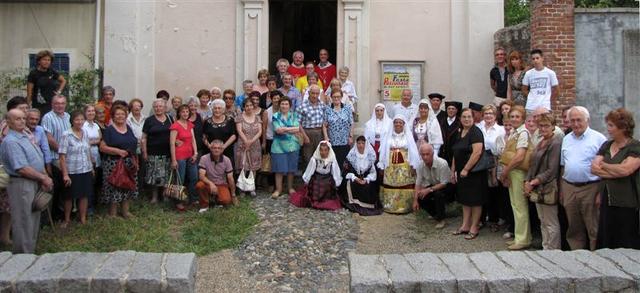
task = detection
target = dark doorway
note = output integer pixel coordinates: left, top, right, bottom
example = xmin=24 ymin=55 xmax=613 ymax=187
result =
xmin=269 ymin=0 xmax=337 ymax=71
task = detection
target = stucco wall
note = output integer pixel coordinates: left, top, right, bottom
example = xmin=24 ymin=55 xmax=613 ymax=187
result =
xmin=0 ymin=2 xmax=96 ymax=71
xmin=575 ymin=8 xmax=639 ymax=135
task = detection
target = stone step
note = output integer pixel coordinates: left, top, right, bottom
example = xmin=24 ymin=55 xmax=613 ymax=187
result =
xmin=349 ymin=249 xmax=640 ymax=293
xmin=0 ymin=251 xmax=196 ymax=293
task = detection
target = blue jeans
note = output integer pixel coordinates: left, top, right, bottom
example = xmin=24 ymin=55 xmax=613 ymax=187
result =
xmin=177 ymin=159 xmax=198 ymax=203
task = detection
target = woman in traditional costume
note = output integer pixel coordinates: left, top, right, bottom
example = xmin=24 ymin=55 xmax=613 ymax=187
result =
xmin=342 ymin=136 xmax=382 ymax=216
xmin=377 ymin=114 xmax=421 ymax=214
xmin=363 ymin=103 xmax=392 ymax=158
xmin=412 ymin=99 xmax=444 ymax=154
xmin=301 ymin=141 xmax=343 ymax=210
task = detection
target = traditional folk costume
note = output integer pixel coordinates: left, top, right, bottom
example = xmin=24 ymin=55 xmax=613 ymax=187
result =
xmin=413 ymin=99 xmax=444 ymax=155
xmin=363 ymin=103 xmax=392 ymax=159
xmin=301 ymin=141 xmax=343 ymax=210
xmin=439 ymin=101 xmax=463 ymax=165
xmin=377 ymin=114 xmax=421 ymax=214
xmin=341 ymin=139 xmax=382 ymax=216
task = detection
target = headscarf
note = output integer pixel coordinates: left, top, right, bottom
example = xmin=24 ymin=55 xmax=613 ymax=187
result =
xmin=346 ymin=137 xmax=377 ymax=172
xmin=364 ymin=103 xmax=392 ymax=144
xmin=377 ymin=114 xmax=421 ymax=169
xmin=302 ymin=140 xmax=341 ymax=185
xmin=312 ymin=140 xmax=336 ymax=165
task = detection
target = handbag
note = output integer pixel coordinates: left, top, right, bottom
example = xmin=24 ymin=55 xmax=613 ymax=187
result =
xmin=260 ymin=153 xmax=271 ymax=173
xmin=237 ymin=152 xmax=256 ymax=192
xmin=471 ymin=150 xmax=496 ymax=172
xmin=499 ymin=131 xmax=532 ymax=171
xmin=163 ymin=170 xmax=188 ymax=201
xmin=0 ymin=165 xmax=8 ymax=189
xmin=107 ymin=156 xmax=137 ymax=191
xmin=526 ymin=144 xmax=558 ymax=205
xmin=32 ymin=190 xmax=52 ymax=212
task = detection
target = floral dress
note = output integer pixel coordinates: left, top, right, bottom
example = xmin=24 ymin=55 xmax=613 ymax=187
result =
xmin=509 ymin=71 xmax=526 ymax=106
xmin=235 ymin=114 xmax=262 ymax=172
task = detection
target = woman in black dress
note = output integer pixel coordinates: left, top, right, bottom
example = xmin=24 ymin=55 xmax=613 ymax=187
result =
xmin=451 ymin=108 xmax=486 ymax=240
xmin=203 ymin=99 xmax=237 ymax=164
xmin=341 ymin=136 xmax=382 ymax=216
xmin=592 ymin=108 xmax=640 ymax=249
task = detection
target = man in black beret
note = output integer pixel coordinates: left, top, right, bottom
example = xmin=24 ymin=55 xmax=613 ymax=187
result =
xmin=468 ymin=101 xmax=484 ymax=124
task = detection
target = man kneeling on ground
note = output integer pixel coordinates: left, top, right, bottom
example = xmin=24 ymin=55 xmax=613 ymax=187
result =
xmin=196 ymin=140 xmax=238 ymax=213
xmin=413 ymin=143 xmax=451 ymax=229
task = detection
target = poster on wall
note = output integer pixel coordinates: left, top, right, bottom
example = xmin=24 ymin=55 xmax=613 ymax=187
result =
xmin=380 ymin=61 xmax=424 ymax=105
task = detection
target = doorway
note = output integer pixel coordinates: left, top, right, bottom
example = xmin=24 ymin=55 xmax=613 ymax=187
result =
xmin=268 ymin=0 xmax=337 ymax=71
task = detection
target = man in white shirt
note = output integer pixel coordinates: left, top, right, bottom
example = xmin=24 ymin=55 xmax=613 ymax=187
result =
xmin=560 ymin=106 xmax=607 ymax=250
xmin=413 ymin=143 xmax=451 ymax=229
xmin=522 ymin=49 xmax=559 ymax=112
xmin=392 ymin=89 xmax=417 ymax=121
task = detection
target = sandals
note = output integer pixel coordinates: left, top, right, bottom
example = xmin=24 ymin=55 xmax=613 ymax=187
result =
xmin=465 ymin=232 xmax=479 ymax=240
xmin=452 ymin=229 xmax=469 ymax=235
xmin=271 ymin=191 xmax=281 ymax=199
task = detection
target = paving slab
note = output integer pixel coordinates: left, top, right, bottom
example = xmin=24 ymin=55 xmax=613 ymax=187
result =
xmin=596 ymin=248 xmax=640 ymax=283
xmin=404 ymin=252 xmax=456 ymax=293
xmin=495 ymin=251 xmax=557 ymax=293
xmin=468 ymin=251 xmax=527 ymax=293
xmin=570 ymin=249 xmax=636 ymax=292
xmin=126 ymin=252 xmax=164 ymax=293
xmin=164 ymin=253 xmax=197 ymax=293
xmin=438 ymin=253 xmax=485 ymax=293
xmin=91 ymin=250 xmax=136 ymax=293
xmin=349 ymin=253 xmax=390 ymax=293
xmin=0 ymin=254 xmax=38 ymax=292
xmin=0 ymin=252 xmax=11 ymax=266
xmin=381 ymin=254 xmax=421 ymax=292
xmin=58 ymin=252 xmax=109 ymax=293
xmin=524 ymin=251 xmax=575 ymax=292
xmin=15 ymin=252 xmax=77 ymax=293
xmin=619 ymin=248 xmax=640 ymax=264
xmin=534 ymin=250 xmax=601 ymax=293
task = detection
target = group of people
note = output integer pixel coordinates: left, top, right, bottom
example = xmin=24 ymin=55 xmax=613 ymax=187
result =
xmin=0 ymin=46 xmax=638 ymax=256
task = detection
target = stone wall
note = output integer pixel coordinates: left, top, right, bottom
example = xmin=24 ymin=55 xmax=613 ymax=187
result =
xmin=349 ymin=249 xmax=640 ymax=292
xmin=575 ymin=8 xmax=640 ymax=136
xmin=494 ymin=22 xmax=531 ymax=61
xmin=0 ymin=251 xmax=196 ymax=293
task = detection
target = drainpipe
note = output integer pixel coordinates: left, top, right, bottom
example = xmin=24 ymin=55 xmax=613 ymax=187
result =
xmin=93 ymin=0 xmax=102 ymax=100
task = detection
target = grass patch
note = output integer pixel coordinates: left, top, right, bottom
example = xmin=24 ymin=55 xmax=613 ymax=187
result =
xmin=35 ymin=198 xmax=258 ymax=256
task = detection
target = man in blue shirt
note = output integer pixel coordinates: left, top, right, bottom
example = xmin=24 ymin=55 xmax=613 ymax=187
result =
xmin=0 ymin=109 xmax=53 ymax=253
xmin=560 ymin=106 xmax=607 ymax=250
xmin=234 ymin=80 xmax=254 ymax=108
xmin=26 ymin=108 xmax=52 ymax=175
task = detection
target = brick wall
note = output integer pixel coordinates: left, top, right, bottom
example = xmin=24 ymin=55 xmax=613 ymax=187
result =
xmin=530 ymin=0 xmax=576 ymax=121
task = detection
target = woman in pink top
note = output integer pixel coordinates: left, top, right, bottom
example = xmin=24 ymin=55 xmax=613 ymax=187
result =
xmin=170 ymin=105 xmax=198 ymax=211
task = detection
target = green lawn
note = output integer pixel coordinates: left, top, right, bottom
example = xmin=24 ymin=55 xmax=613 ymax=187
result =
xmin=35 ymin=198 xmax=258 ymax=256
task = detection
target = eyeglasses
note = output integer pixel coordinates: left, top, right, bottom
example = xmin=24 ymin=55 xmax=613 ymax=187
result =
xmin=483 ymin=112 xmax=495 ymax=116
xmin=223 ymin=96 xmax=234 ymax=100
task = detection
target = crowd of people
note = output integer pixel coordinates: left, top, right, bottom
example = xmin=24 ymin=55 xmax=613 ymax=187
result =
xmin=0 ymin=47 xmax=638 ymax=255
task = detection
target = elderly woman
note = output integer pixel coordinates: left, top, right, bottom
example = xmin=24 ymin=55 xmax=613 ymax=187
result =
xmin=342 ymin=136 xmax=382 ymax=215
xmin=261 ymin=91 xmax=283 ymax=190
xmin=170 ymin=105 xmax=199 ymax=210
xmin=337 ymin=67 xmax=358 ymax=102
xmin=592 ymin=108 xmax=640 ymax=249
xmin=499 ymin=105 xmax=532 ymax=250
xmin=94 ymin=104 xmax=107 ymax=132
xmin=495 ymin=115 xmax=515 ymax=240
xmin=222 ymin=89 xmax=238 ymax=120
xmin=210 ymin=87 xmax=222 ymax=101
xmin=364 ymin=103 xmax=392 ymax=157
xmin=97 ymin=86 xmax=116 ymax=124
xmin=169 ymin=96 xmax=183 ymax=118
xmin=301 ymin=73 xmax=323 ymax=103
xmin=507 ymin=51 xmax=528 ymax=106
xmin=99 ymin=105 xmax=139 ymax=218
xmin=524 ymin=113 xmax=563 ymax=250
xmin=197 ymin=89 xmax=213 ymax=120
xmin=300 ymin=141 xmax=342 ymax=210
xmin=451 ymin=108 xmax=487 ymax=240
xmin=142 ymin=99 xmax=173 ymax=203
xmin=325 ymin=78 xmax=354 ymax=111
xmin=204 ymin=99 xmax=237 ymax=161
xmin=323 ymin=90 xmax=353 ymax=169
xmin=296 ymin=62 xmax=324 ymax=93
xmin=478 ymin=104 xmax=505 ymax=228
xmin=59 ymin=110 xmax=93 ymax=227
xmin=271 ymin=97 xmax=302 ymax=198
xmin=235 ymin=98 xmax=262 ymax=197
xmin=83 ymin=104 xmax=102 ymax=210
xmin=377 ymin=114 xmax=421 ymax=214
xmin=253 ymin=69 xmax=270 ymax=94
xmin=27 ymin=50 xmax=66 ymax=114
xmin=412 ymin=99 xmax=444 ymax=154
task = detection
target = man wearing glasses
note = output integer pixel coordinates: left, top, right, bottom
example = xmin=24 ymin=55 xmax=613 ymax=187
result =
xmin=490 ymin=47 xmax=509 ymax=100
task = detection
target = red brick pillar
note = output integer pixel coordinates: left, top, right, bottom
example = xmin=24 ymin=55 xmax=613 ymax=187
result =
xmin=530 ymin=0 xmax=575 ymax=119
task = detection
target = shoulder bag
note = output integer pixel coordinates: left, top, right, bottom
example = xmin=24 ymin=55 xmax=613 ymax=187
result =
xmin=471 ymin=150 xmax=496 ymax=172
xmin=498 ymin=131 xmax=532 ymax=171
xmin=527 ymin=144 xmax=558 ymax=205
xmin=237 ymin=152 xmax=256 ymax=192
xmin=108 ymin=155 xmax=138 ymax=191
xmin=163 ymin=169 xmax=188 ymax=201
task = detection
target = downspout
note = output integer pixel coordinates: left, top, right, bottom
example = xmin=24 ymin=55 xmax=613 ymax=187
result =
xmin=93 ymin=0 xmax=102 ymax=100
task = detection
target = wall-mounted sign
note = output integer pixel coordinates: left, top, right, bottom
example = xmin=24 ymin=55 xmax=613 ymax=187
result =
xmin=379 ymin=61 xmax=424 ymax=105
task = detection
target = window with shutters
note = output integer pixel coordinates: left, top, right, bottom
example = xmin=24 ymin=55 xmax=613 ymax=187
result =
xmin=28 ymin=52 xmax=70 ymax=73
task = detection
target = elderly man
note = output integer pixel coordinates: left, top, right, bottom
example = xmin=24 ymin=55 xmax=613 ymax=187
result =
xmin=490 ymin=47 xmax=509 ymax=100
xmin=97 ymin=86 xmax=115 ymax=124
xmin=315 ymin=49 xmax=336 ymax=90
xmin=298 ymin=84 xmax=326 ymax=162
xmin=235 ymin=80 xmax=254 ymax=109
xmin=41 ymin=95 xmax=71 ymax=219
xmin=275 ymin=58 xmax=290 ymax=88
xmin=560 ymin=106 xmax=607 ymax=250
xmin=413 ymin=143 xmax=451 ymax=229
xmin=392 ymin=89 xmax=418 ymax=121
xmin=26 ymin=109 xmax=52 ymax=175
xmin=0 ymin=109 xmax=54 ymax=253
xmin=196 ymin=140 xmax=237 ymax=212
xmin=287 ymin=50 xmax=306 ymax=82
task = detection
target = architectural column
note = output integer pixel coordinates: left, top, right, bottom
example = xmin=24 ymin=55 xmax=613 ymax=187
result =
xmin=530 ymin=0 xmax=576 ymax=118
xmin=341 ymin=0 xmax=369 ymax=123
xmin=236 ymin=0 xmax=268 ymax=90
